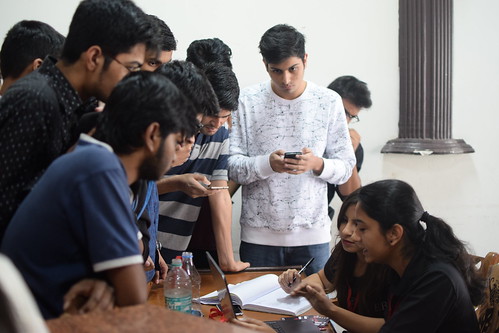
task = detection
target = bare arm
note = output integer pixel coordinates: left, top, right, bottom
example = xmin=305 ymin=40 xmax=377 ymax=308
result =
xmin=337 ymin=166 xmax=361 ymax=197
xmin=104 ymin=264 xmax=147 ymax=307
xmin=338 ymin=128 xmax=362 ymax=196
xmin=208 ymin=180 xmax=250 ymax=272
xmin=228 ymin=180 xmax=240 ymax=197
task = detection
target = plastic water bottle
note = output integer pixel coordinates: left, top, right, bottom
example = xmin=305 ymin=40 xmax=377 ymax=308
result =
xmin=182 ymin=252 xmax=202 ymax=316
xmin=164 ymin=257 xmax=192 ymax=314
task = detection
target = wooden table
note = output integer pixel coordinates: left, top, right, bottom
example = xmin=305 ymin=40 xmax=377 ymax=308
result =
xmin=46 ymin=269 xmax=333 ymax=332
xmin=147 ymin=269 xmax=323 ymax=321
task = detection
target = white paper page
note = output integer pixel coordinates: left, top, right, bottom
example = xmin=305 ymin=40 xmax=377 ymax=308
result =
xmin=228 ymin=274 xmax=279 ymax=305
xmin=199 ymin=290 xmax=222 ymax=305
xmin=243 ymin=287 xmax=312 ymax=315
xmin=200 ymin=274 xmax=279 ymax=306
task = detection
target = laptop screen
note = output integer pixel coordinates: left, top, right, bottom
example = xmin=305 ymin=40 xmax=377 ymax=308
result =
xmin=206 ymin=251 xmax=236 ymax=321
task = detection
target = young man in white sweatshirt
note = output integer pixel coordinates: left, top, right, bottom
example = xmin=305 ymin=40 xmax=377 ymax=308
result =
xmin=228 ymin=24 xmax=356 ymax=275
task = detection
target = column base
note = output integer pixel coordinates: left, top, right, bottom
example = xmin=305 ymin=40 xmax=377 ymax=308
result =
xmin=381 ymin=138 xmax=474 ymax=154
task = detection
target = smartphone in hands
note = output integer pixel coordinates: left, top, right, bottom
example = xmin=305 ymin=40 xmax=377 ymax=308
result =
xmin=207 ymin=186 xmax=229 ymax=190
xmin=200 ymin=182 xmax=229 ymax=190
xmin=284 ymin=152 xmax=302 ymax=159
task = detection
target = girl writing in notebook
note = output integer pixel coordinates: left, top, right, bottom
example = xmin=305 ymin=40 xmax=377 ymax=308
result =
xmin=290 ymin=179 xmax=484 ymax=332
xmin=278 ymin=189 xmax=392 ymax=318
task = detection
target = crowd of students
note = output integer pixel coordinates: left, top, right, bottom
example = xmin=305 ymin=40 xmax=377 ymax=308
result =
xmin=0 ymin=0 xmax=485 ymax=332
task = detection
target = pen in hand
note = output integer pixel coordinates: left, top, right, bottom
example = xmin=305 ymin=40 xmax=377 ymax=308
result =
xmin=288 ymin=257 xmax=315 ymax=287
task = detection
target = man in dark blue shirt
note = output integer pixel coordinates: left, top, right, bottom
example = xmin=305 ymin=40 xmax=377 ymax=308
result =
xmin=1 ymin=71 xmax=196 ymax=319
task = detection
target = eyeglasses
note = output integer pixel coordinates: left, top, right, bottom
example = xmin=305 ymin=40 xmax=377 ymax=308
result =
xmin=345 ymin=109 xmax=360 ymax=123
xmin=109 ymin=56 xmax=142 ymax=72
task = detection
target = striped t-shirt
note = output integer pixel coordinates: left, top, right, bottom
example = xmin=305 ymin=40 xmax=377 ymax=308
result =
xmin=157 ymin=127 xmax=229 ymax=262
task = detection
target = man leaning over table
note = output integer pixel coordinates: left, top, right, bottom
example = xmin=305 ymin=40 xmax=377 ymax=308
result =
xmin=1 ymin=71 xmax=196 ymax=319
xmin=155 ymin=61 xmax=249 ymax=272
xmin=0 ymin=0 xmax=155 ymax=244
xmin=228 ymin=24 xmax=355 ymax=276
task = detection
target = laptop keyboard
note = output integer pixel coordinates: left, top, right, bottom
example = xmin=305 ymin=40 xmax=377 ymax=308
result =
xmin=266 ymin=321 xmax=286 ymax=333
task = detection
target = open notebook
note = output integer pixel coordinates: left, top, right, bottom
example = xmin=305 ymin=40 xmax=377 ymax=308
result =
xmin=202 ymin=255 xmax=312 ymax=316
xmin=205 ymin=252 xmax=323 ymax=333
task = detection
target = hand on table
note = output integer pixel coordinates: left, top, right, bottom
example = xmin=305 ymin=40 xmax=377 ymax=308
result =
xmin=220 ymin=259 xmax=250 ymax=273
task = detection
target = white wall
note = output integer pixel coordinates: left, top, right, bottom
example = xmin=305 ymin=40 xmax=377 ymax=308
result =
xmin=1 ymin=0 xmax=497 ymax=257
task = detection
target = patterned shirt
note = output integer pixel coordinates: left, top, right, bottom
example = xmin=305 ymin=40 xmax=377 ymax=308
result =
xmin=157 ymin=128 xmax=229 ymax=262
xmin=0 ymin=56 xmax=82 ymax=242
xmin=228 ymin=81 xmax=356 ymax=247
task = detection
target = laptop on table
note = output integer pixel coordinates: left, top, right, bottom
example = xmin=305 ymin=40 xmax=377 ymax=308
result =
xmin=205 ymin=252 xmax=335 ymax=333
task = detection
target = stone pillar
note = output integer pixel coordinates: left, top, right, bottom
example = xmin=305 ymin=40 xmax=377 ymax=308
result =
xmin=382 ymin=0 xmax=474 ymax=154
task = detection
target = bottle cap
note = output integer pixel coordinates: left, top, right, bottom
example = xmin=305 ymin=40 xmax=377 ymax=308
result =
xmin=182 ymin=252 xmax=193 ymax=259
xmin=171 ymin=258 xmax=182 ymax=266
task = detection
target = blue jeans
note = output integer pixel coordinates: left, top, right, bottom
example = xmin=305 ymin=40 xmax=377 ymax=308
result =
xmin=239 ymin=241 xmax=330 ymax=276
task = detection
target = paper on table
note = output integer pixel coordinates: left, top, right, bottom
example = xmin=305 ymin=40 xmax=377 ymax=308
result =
xmin=200 ymin=273 xmax=312 ymax=316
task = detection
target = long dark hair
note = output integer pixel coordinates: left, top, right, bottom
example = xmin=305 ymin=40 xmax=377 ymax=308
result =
xmin=330 ymin=190 xmax=391 ymax=317
xmin=357 ymin=179 xmax=484 ymax=305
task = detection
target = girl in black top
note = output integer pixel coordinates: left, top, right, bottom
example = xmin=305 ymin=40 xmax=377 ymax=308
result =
xmin=292 ymin=179 xmax=484 ymax=333
xmin=279 ymin=190 xmax=392 ymax=318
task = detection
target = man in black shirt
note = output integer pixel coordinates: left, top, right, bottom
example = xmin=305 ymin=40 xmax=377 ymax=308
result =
xmin=0 ymin=0 xmax=155 ymax=244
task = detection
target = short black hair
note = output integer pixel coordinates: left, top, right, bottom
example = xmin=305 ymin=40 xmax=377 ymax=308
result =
xmin=259 ymin=24 xmax=305 ymax=64
xmin=186 ymin=38 xmax=232 ymax=70
xmin=155 ymin=60 xmax=219 ymax=120
xmin=0 ymin=20 xmax=65 ymax=79
xmin=147 ymin=15 xmax=176 ymax=52
xmin=328 ymin=75 xmax=372 ymax=109
xmin=61 ymin=0 xmax=154 ymax=65
xmin=202 ymin=63 xmax=239 ymax=111
xmin=94 ymin=71 xmax=196 ymax=154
